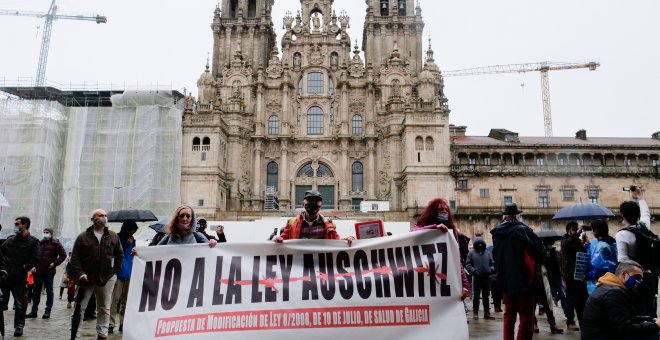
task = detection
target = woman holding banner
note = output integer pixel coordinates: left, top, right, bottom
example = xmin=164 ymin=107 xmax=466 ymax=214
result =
xmin=157 ymin=205 xmax=217 ymax=247
xmin=412 ymin=198 xmax=470 ymax=300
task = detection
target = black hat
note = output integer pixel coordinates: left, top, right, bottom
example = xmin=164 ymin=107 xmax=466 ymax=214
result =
xmin=502 ymin=203 xmax=523 ymax=215
xmin=304 ymin=190 xmax=322 ymax=200
xmin=197 ymin=217 xmax=207 ymax=225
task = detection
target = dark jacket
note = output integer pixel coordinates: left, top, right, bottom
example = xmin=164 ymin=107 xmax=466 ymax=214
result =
xmin=581 ymin=272 xmax=659 ymax=340
xmin=560 ymin=232 xmax=586 ymax=281
xmin=1 ymin=233 xmax=40 ymax=283
xmin=35 ymin=238 xmax=67 ymax=276
xmin=70 ymin=226 xmax=123 ymax=286
xmin=490 ymin=218 xmax=544 ymax=296
xmin=466 ymin=238 xmax=494 ymax=277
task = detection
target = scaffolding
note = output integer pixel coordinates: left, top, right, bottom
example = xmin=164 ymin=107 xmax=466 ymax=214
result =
xmin=0 ymin=88 xmax=183 ymax=240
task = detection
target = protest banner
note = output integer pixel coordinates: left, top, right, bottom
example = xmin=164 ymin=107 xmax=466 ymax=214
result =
xmin=124 ymin=230 xmax=468 ymax=339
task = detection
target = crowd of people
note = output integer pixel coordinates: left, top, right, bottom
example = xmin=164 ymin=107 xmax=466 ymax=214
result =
xmin=0 ymin=186 xmax=657 ymax=339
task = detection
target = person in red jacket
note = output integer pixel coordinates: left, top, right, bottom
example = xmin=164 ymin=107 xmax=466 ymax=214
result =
xmin=26 ymin=227 xmax=66 ymax=320
xmin=273 ymin=190 xmax=353 ymax=245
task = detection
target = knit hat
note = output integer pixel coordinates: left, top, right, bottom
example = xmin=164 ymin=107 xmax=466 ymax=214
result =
xmin=43 ymin=227 xmax=54 ymax=234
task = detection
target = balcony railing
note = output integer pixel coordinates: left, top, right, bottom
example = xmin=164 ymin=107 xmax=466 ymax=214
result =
xmin=451 ymin=164 xmax=660 ymax=177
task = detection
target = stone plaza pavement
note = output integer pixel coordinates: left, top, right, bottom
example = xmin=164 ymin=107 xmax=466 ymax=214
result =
xmin=0 ymin=295 xmax=585 ymax=339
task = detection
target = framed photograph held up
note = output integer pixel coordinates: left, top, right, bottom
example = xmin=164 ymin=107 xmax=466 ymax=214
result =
xmin=354 ymin=220 xmax=384 ymax=239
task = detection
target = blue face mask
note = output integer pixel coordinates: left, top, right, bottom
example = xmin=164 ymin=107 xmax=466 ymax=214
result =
xmin=624 ymin=274 xmax=643 ymax=294
xmin=13 ymin=226 xmax=21 ymax=235
xmin=437 ymin=213 xmax=449 ymax=225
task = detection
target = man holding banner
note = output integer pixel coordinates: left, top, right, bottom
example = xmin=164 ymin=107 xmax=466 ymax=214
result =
xmin=273 ymin=190 xmax=353 ymax=245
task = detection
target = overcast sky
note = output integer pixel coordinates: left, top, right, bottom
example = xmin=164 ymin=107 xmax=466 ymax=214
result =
xmin=1 ymin=0 xmax=658 ymax=138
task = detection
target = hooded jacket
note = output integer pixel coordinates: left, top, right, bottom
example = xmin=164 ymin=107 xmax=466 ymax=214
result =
xmin=581 ymin=272 xmax=659 ymax=339
xmin=466 ymin=237 xmax=494 ymax=277
xmin=490 ymin=218 xmax=544 ymax=296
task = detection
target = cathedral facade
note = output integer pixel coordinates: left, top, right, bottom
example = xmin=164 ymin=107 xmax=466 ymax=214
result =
xmin=182 ymin=0 xmax=453 ymax=219
xmin=180 ymin=0 xmax=659 ymax=231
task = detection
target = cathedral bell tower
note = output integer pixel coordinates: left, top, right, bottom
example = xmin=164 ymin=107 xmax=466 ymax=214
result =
xmin=211 ymin=0 xmax=276 ymax=77
xmin=363 ymin=0 xmax=424 ymax=75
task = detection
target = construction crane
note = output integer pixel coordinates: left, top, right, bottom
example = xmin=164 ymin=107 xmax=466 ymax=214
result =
xmin=443 ymin=61 xmax=599 ymax=137
xmin=0 ymin=0 xmax=107 ymax=86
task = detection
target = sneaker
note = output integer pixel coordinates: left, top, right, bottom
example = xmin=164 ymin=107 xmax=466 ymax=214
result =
xmin=14 ymin=327 xmax=23 ymax=337
xmin=108 ymin=326 xmax=114 ymax=334
xmin=42 ymin=311 xmax=50 ymax=319
xmin=67 ymin=302 xmax=72 ymax=308
xmin=494 ymin=307 xmax=503 ymax=313
xmin=483 ymin=314 xmax=496 ymax=320
xmin=566 ymin=324 xmax=580 ymax=331
xmin=472 ymin=314 xmax=479 ymax=320
xmin=25 ymin=312 xmax=38 ymax=319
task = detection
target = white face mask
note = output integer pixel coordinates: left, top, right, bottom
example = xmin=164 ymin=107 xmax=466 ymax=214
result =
xmin=42 ymin=233 xmax=52 ymax=240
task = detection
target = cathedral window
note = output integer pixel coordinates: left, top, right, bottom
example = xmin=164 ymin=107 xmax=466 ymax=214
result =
xmin=425 ymin=137 xmax=434 ymax=150
xmin=297 ymin=163 xmax=314 ymax=177
xmin=398 ymin=0 xmax=406 ymax=16
xmin=307 ymin=106 xmax=324 ymax=135
xmin=352 ymin=115 xmax=363 ymax=135
xmin=380 ymin=0 xmax=389 ymax=16
xmin=268 ymin=115 xmax=280 ymax=135
xmin=267 ymin=162 xmax=278 ymax=190
xmin=229 ymin=0 xmax=238 ymax=17
xmin=202 ymin=137 xmax=210 ymax=151
xmin=415 ymin=136 xmax=423 ymax=151
xmin=352 ymin=162 xmax=363 ymax=192
xmin=192 ymin=137 xmax=200 ymax=151
xmin=248 ymin=0 xmax=257 ymax=17
xmin=317 ymin=163 xmax=333 ymax=177
xmin=307 ymin=72 xmax=324 ymax=94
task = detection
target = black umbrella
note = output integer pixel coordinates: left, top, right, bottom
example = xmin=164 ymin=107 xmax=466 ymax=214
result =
xmin=552 ymin=202 xmax=614 ymax=221
xmin=535 ymin=229 xmax=563 ymax=240
xmin=149 ymin=218 xmax=169 ymax=234
xmin=107 ymin=208 xmax=158 ymax=222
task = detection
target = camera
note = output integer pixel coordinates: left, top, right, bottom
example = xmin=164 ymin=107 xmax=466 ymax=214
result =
xmin=622 ymin=185 xmax=637 ymax=192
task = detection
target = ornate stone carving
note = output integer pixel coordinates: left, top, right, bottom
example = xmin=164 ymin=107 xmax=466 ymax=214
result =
xmin=307 ymin=43 xmax=325 ymax=65
xmin=349 ymin=97 xmax=365 ymax=114
xmin=265 ymin=97 xmax=281 ymax=113
xmin=266 ymin=51 xmax=283 ymax=78
xmin=378 ymin=155 xmax=392 ymax=199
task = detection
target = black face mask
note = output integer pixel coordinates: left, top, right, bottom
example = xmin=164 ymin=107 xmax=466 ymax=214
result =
xmin=304 ymin=202 xmax=320 ymax=212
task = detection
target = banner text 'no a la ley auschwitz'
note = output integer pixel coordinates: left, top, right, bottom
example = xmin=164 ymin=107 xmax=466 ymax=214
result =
xmin=124 ymin=230 xmax=468 ymax=339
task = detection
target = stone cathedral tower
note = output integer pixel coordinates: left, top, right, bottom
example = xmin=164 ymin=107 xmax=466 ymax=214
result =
xmin=181 ymin=0 xmax=451 ymax=220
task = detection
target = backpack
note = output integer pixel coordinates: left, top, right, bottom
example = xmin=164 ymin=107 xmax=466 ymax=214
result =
xmin=623 ymin=223 xmax=660 ymax=274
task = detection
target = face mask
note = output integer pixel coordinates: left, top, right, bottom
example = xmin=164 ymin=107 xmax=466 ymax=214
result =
xmin=42 ymin=233 xmax=52 ymax=240
xmin=624 ymin=274 xmax=643 ymax=294
xmin=95 ymin=217 xmax=107 ymax=227
xmin=437 ymin=213 xmax=449 ymax=225
xmin=13 ymin=227 xmax=21 ymax=235
xmin=305 ymin=202 xmax=320 ymax=212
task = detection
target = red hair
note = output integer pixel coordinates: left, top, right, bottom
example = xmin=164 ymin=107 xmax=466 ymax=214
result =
xmin=417 ymin=198 xmax=458 ymax=231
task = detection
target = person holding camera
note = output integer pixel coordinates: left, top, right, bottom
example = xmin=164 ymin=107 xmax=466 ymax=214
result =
xmin=616 ymin=185 xmax=658 ymax=318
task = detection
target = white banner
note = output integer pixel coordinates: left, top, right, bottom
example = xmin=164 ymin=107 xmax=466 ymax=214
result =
xmin=124 ymin=230 xmax=468 ymax=339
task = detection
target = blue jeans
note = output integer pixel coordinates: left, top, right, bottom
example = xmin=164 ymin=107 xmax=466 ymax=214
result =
xmin=31 ymin=272 xmax=55 ymax=313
